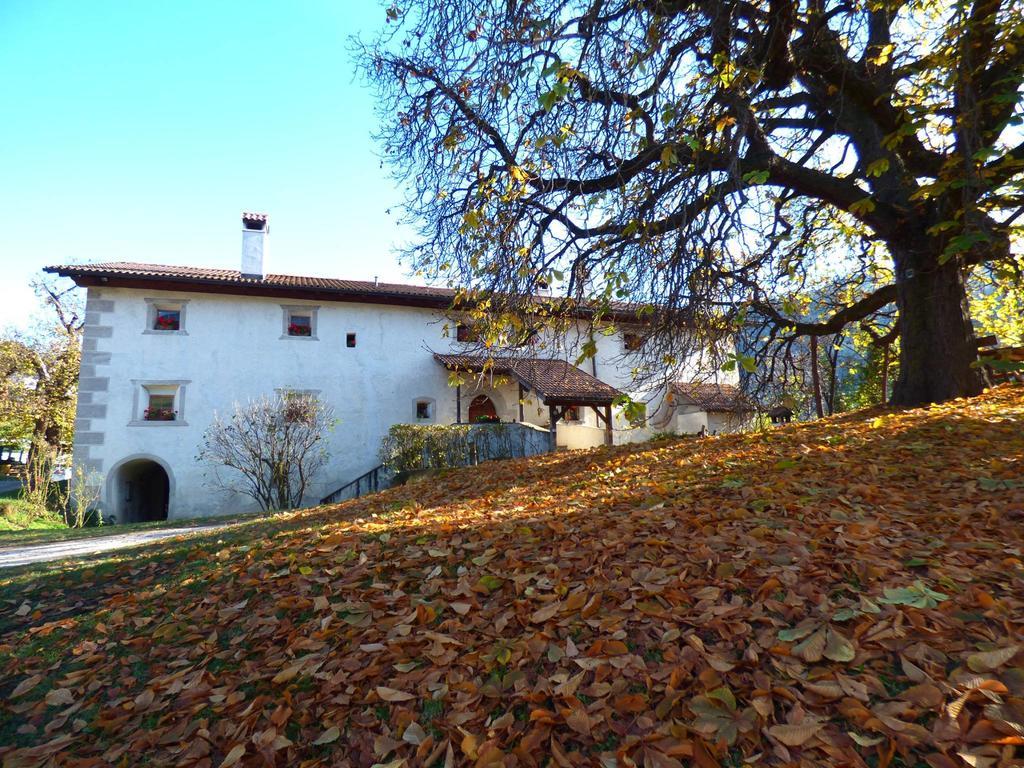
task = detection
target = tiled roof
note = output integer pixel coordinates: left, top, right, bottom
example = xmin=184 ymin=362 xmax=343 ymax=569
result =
xmin=45 ymin=262 xmax=646 ymax=319
xmin=44 ymin=262 xmax=459 ymax=302
xmin=672 ymin=382 xmax=755 ymax=412
xmin=434 ymin=354 xmax=621 ymax=405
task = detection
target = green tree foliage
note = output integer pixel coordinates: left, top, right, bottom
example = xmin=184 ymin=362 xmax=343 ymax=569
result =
xmin=972 ymin=257 xmax=1024 ymax=346
xmin=0 ymin=280 xmax=82 ymax=487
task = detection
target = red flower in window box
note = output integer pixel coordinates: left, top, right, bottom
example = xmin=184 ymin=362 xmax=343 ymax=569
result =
xmin=288 ymin=322 xmax=312 ymax=337
xmin=155 ymin=314 xmax=179 ymax=330
xmin=143 ymin=408 xmax=177 ymax=421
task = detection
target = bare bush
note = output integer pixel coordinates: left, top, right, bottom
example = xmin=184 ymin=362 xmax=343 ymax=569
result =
xmin=198 ymin=394 xmax=335 ymax=511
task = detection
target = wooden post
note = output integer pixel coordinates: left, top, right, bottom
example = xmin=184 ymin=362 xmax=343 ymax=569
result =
xmin=548 ymin=405 xmax=557 ymax=452
xmin=456 ymin=384 xmax=462 ymax=424
xmin=518 ymin=383 xmax=525 ymax=422
xmin=603 ymin=404 xmax=613 ymax=446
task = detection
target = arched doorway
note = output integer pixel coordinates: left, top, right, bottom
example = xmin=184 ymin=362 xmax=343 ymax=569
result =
xmin=112 ymin=458 xmax=170 ymax=523
xmin=468 ymin=394 xmax=498 ymax=423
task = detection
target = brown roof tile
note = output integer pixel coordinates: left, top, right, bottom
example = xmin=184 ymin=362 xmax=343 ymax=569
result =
xmin=45 ymin=262 xmax=459 ymax=302
xmin=434 ymin=354 xmax=620 ymax=405
xmin=44 ymin=262 xmax=647 ymax=319
xmin=672 ymin=382 xmax=755 ymax=412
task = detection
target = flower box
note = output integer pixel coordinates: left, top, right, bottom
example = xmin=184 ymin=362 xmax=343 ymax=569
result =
xmin=288 ymin=322 xmax=312 ymax=337
xmin=154 ymin=315 xmax=180 ymax=331
xmin=144 ymin=408 xmax=177 ymax=422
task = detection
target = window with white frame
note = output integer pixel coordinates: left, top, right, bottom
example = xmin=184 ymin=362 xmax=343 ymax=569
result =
xmin=130 ymin=381 xmax=189 ymax=426
xmin=281 ymin=305 xmax=319 ymax=339
xmin=144 ymin=298 xmax=189 ymax=334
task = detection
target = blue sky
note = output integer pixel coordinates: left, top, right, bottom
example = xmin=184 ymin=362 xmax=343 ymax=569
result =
xmin=0 ymin=0 xmax=412 ymax=330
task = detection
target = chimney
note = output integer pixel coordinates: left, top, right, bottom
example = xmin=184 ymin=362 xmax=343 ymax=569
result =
xmin=241 ymin=212 xmax=269 ymax=279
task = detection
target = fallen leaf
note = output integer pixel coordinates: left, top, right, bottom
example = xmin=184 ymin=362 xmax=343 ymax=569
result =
xmin=377 ymin=686 xmax=416 ymax=702
xmin=529 ymin=601 xmax=561 ymax=623
xmin=314 ymin=726 xmax=340 ymax=745
xmin=768 ymin=722 xmax=824 ymax=747
xmin=402 ymin=722 xmax=427 ymax=745
xmin=45 ymin=688 xmax=74 ymax=706
xmin=967 ymin=645 xmax=1020 ymax=673
xmin=219 ymin=744 xmax=246 ymax=767
xmin=11 ymin=674 xmax=42 ymax=698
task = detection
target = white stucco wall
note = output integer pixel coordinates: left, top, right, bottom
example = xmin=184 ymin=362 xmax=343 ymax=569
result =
xmin=674 ymin=405 xmax=710 ymax=435
xmin=707 ymin=411 xmax=754 ymax=435
xmin=668 ymin=406 xmax=753 ymax=435
xmin=75 ymin=286 xmax=699 ymax=520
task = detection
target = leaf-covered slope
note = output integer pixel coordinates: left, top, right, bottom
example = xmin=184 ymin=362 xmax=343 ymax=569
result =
xmin=2 ymin=386 xmax=1024 ymax=767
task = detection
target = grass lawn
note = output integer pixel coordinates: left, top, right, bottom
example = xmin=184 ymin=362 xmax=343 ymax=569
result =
xmin=0 ymin=504 xmax=66 ymax=534
xmin=1 ymin=385 xmax=1022 ymax=767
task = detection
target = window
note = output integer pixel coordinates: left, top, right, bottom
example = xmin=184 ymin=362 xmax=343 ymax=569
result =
xmin=144 ymin=298 xmax=189 ymax=335
xmin=623 ymin=332 xmax=644 ymax=351
xmin=563 ymin=405 xmax=581 ymax=422
xmin=288 ymin=315 xmax=312 ymax=336
xmin=415 ymin=399 xmax=434 ymax=421
xmin=130 ymin=381 xmax=189 ymax=426
xmin=145 ymin=392 xmax=176 ymax=421
xmin=154 ymin=308 xmax=180 ymax=331
xmin=281 ymin=305 xmax=319 ymax=340
xmin=346 ymin=333 xmax=357 ymax=348
xmin=456 ymin=323 xmax=479 ymax=343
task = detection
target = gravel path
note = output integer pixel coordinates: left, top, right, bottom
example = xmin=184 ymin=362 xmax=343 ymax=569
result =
xmin=0 ymin=524 xmax=236 ymax=568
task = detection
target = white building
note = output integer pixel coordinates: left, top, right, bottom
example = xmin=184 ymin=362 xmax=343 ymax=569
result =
xmin=47 ymin=213 xmax=747 ymax=522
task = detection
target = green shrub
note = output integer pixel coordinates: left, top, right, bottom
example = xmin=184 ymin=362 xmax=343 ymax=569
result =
xmin=0 ymin=498 xmax=66 ymax=531
xmin=380 ymin=423 xmax=479 ymax=474
xmin=647 ymin=430 xmax=680 ymax=442
xmin=379 ymin=422 xmax=544 ymax=474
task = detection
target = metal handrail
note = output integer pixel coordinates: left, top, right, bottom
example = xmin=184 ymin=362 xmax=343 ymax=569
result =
xmin=320 ymin=464 xmax=384 ymax=505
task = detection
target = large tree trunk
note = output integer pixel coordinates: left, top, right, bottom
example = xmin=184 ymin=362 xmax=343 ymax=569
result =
xmin=890 ymin=254 xmax=984 ymax=406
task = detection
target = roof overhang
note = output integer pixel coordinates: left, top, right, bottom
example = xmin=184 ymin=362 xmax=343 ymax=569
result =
xmin=44 ymin=263 xmax=656 ymax=323
xmin=43 ymin=267 xmax=457 ymax=312
xmin=434 ymin=353 xmax=621 ymax=407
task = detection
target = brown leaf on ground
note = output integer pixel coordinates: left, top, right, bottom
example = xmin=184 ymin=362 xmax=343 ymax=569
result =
xmin=2 ymin=385 xmax=1024 ymax=766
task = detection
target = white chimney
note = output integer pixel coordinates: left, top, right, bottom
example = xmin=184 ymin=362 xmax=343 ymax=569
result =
xmin=241 ymin=212 xmax=269 ymax=279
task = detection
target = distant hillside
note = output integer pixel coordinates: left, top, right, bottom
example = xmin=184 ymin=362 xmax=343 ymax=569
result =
xmin=2 ymin=385 xmax=1023 ymax=767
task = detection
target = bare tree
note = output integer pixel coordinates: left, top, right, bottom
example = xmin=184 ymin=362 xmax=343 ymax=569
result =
xmin=198 ymin=394 xmax=335 ymax=511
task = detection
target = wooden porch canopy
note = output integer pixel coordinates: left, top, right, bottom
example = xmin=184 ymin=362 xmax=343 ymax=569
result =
xmin=433 ymin=353 xmax=622 ymax=446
